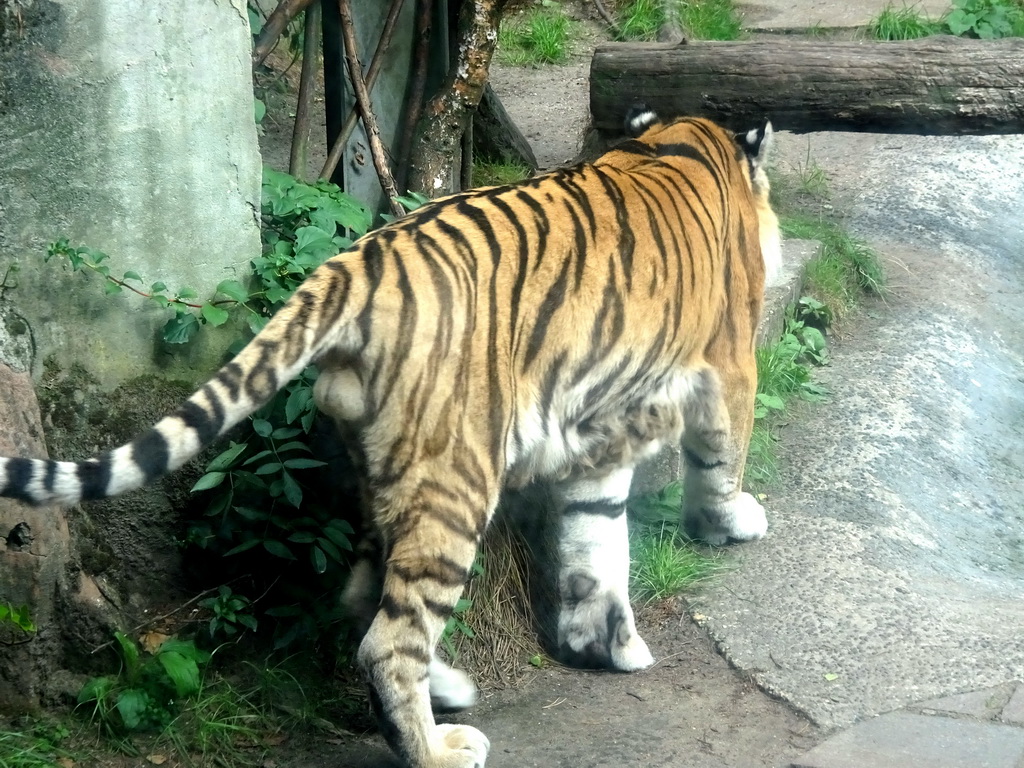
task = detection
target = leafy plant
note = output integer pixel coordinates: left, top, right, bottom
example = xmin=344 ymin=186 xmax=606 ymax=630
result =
xmin=499 ymin=1 xmax=574 ymax=65
xmin=199 ymin=586 xmax=258 ymax=639
xmin=78 ymin=633 xmax=210 ymax=734
xmin=0 ymin=603 xmax=35 ymax=635
xmin=943 ymin=0 xmax=1024 ymax=37
xmin=440 ymin=598 xmax=476 ymax=661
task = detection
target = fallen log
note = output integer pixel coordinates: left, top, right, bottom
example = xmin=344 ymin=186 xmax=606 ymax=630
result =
xmin=590 ymin=38 xmax=1024 ymax=136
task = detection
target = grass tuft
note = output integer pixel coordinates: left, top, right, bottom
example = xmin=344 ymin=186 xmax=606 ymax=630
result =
xmin=498 ymin=4 xmax=573 ymax=65
xmin=679 ymin=0 xmax=745 ymax=40
xmin=472 ymin=159 xmax=532 ymax=188
xmin=0 ymin=725 xmax=76 ymax=768
xmin=628 ymin=482 xmax=725 ymax=602
xmin=615 ymin=0 xmax=744 ymax=40
xmin=868 ymin=4 xmax=939 ymax=39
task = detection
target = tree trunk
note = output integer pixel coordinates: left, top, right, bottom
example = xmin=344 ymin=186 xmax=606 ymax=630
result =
xmin=473 ymin=83 xmax=538 ymax=171
xmin=406 ymin=0 xmax=507 ymax=197
xmin=590 ymin=38 xmax=1024 ymax=136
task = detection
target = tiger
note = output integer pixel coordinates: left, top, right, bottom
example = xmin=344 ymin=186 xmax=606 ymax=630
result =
xmin=0 ymin=105 xmax=780 ymax=768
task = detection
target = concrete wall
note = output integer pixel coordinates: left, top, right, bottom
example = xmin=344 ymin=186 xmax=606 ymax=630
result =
xmin=0 ymin=0 xmax=262 ymax=389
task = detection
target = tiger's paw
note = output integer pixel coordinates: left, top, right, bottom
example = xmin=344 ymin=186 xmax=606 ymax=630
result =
xmin=684 ymin=491 xmax=768 ymax=546
xmin=429 ymin=724 xmax=490 ymax=768
xmin=429 ymin=659 xmax=478 ymax=712
xmin=557 ymin=573 xmax=653 ymax=672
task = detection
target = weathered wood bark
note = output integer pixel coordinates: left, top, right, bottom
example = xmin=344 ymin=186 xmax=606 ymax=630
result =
xmin=406 ymin=0 xmax=507 ymax=197
xmin=473 ymin=83 xmax=538 ymax=171
xmin=590 ymin=38 xmax=1024 ymax=136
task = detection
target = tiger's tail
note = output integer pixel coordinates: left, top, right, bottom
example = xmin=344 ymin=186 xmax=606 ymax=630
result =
xmin=0 ymin=253 xmax=367 ymax=506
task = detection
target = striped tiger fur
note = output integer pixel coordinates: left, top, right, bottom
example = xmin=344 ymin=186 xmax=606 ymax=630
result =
xmin=0 ymin=106 xmax=780 ymax=768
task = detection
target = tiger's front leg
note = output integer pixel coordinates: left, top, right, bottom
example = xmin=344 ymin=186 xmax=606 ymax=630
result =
xmin=681 ymin=362 xmax=768 ymax=546
xmin=552 ymin=466 xmax=654 ymax=671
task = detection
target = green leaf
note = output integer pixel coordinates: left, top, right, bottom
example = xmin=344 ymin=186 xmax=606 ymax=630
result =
xmin=123 ymin=270 xmax=142 ymax=282
xmin=206 ymin=442 xmax=247 ymax=472
xmin=77 ymin=676 xmax=113 ymax=704
xmin=247 ymin=313 xmax=268 ymax=334
xmin=756 ymin=393 xmax=786 ymax=411
xmin=237 ymin=614 xmax=258 ymax=631
xmin=115 ymin=688 xmax=149 ymax=730
xmin=311 ymin=545 xmax=327 ymax=574
xmin=191 ymin=471 xmax=226 ymax=492
xmin=104 ymin=280 xmax=123 ymax=295
xmin=271 ymin=426 xmax=302 ymax=440
xmin=252 ymin=418 xmax=273 ymax=437
xmin=162 ymin=312 xmax=200 ymax=344
xmin=201 ymin=303 xmax=230 ymax=327
xmin=224 ymin=538 xmax=262 ymax=556
xmin=316 ymin=536 xmax=343 ymax=561
xmin=284 ymin=385 xmax=311 ymax=424
xmin=254 ymin=462 xmax=283 ymax=476
xmin=322 ymin=525 xmax=353 ymax=551
xmin=114 ymin=631 xmax=140 ymax=677
xmin=263 ymin=539 xmax=297 ymax=560
xmin=177 ymin=286 xmax=198 ymax=299
xmin=254 ymin=98 xmax=266 ymax=123
xmin=280 ymin=469 xmax=302 ymax=508
xmin=216 ymin=279 xmax=249 ymax=303
xmin=287 ymin=531 xmax=317 ymax=543
xmin=151 ymin=281 xmax=167 ymax=293
xmin=158 ymin=650 xmax=201 ymax=697
xmin=284 ymin=457 xmax=326 ymax=470
xmin=242 ymin=449 xmax=274 ymax=466
xmin=234 ymin=505 xmax=268 ymax=521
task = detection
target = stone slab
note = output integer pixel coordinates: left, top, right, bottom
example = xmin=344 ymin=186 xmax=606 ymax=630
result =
xmin=1000 ymin=683 xmax=1024 ymax=727
xmin=791 ymin=711 xmax=1024 ymax=768
xmin=916 ymin=683 xmax=1018 ymax=721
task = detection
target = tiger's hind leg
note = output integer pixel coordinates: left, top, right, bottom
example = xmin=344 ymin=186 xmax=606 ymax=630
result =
xmin=681 ymin=359 xmax=767 ymax=546
xmin=552 ymin=466 xmax=653 ymax=671
xmin=356 ymin=464 xmax=495 ymax=768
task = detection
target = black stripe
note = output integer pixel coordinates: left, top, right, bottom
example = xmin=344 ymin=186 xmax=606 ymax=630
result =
xmin=523 ymin=252 xmax=572 ymax=369
xmin=214 ymin=362 xmax=243 ymax=400
xmin=78 ymin=458 xmax=113 ymax=501
xmin=130 ymin=429 xmax=170 ymax=483
xmin=613 ymin=139 xmax=657 ymax=157
xmin=177 ymin=399 xmax=220 ymax=446
xmin=683 ymin=448 xmax=726 ymax=471
xmin=563 ymin=499 xmax=626 ymax=518
xmin=423 ymin=598 xmax=454 ymax=618
xmin=2 ymin=458 xmax=36 ymax=503
xmin=390 ymin=556 xmax=468 ymax=587
xmin=594 ymin=169 xmax=635 ymax=291
xmin=43 ymin=459 xmax=57 ymax=493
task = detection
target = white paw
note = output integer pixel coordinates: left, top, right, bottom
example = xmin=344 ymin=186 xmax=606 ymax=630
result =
xmin=429 ymin=659 xmax=478 ymax=711
xmin=610 ymin=631 xmax=654 ymax=671
xmin=558 ymin=578 xmax=651 ymax=671
xmin=686 ymin=492 xmax=768 ymax=546
xmin=431 ymin=723 xmax=490 ymax=768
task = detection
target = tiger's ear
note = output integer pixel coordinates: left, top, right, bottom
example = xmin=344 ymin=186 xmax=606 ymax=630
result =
xmin=625 ymin=104 xmax=660 ymax=137
xmin=736 ymin=119 xmax=774 ymax=168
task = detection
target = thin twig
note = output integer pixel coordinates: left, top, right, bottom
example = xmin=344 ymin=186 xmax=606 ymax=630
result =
xmin=290 ymin=1 xmax=323 ymax=180
xmin=591 ymin=0 xmax=621 ymax=35
xmin=336 ymin=0 xmax=404 ymax=217
xmin=253 ymin=0 xmax=316 ymax=68
xmin=319 ymin=0 xmax=405 ymax=182
xmin=89 ymin=586 xmax=221 ymax=655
